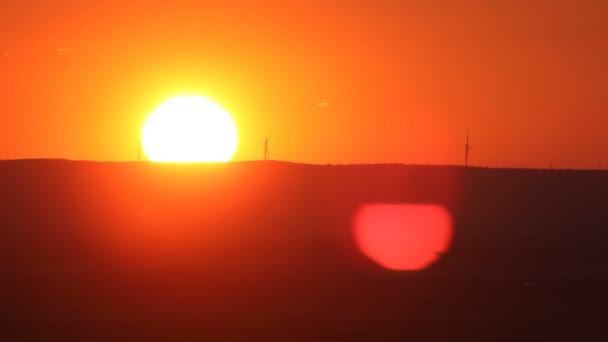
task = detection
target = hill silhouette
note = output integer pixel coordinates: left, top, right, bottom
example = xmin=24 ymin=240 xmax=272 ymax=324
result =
xmin=1 ymin=160 xmax=607 ymax=340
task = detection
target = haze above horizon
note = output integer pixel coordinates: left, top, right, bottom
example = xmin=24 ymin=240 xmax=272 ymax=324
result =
xmin=0 ymin=0 xmax=606 ymax=169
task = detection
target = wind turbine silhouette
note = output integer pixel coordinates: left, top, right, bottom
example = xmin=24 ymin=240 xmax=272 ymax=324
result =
xmin=138 ymin=140 xmax=142 ymax=162
xmin=264 ymin=137 xmax=269 ymax=161
xmin=464 ymin=130 xmax=472 ymax=167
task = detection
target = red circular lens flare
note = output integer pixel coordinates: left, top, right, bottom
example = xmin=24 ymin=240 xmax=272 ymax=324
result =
xmin=353 ymin=204 xmax=453 ymax=271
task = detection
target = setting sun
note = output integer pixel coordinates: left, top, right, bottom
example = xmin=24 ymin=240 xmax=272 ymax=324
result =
xmin=141 ymin=96 xmax=238 ymax=162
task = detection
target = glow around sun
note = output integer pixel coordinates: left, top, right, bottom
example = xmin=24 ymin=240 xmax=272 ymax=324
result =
xmin=142 ymin=96 xmax=238 ymax=162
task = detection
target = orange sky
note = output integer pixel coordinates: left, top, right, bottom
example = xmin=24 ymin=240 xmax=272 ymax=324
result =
xmin=0 ymin=0 xmax=606 ymax=168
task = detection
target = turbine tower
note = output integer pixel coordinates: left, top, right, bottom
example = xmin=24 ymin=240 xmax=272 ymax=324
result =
xmin=138 ymin=140 xmax=142 ymax=162
xmin=264 ymin=137 xmax=269 ymax=161
xmin=464 ymin=130 xmax=472 ymax=167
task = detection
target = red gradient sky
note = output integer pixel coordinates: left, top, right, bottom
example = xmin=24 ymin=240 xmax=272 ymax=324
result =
xmin=0 ymin=0 xmax=606 ymax=168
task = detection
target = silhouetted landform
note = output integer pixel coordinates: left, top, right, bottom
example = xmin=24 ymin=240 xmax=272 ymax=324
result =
xmin=1 ymin=160 xmax=607 ymax=340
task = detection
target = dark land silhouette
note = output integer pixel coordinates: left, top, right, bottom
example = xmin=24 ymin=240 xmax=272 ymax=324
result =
xmin=1 ymin=160 xmax=607 ymax=340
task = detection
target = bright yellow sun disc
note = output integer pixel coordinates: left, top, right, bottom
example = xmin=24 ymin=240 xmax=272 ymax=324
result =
xmin=142 ymin=96 xmax=237 ymax=162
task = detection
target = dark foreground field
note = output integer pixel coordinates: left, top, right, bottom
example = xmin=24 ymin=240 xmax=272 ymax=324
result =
xmin=1 ymin=160 xmax=607 ymax=340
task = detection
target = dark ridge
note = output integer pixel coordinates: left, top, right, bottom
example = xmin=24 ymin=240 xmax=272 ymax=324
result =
xmin=1 ymin=160 xmax=607 ymax=340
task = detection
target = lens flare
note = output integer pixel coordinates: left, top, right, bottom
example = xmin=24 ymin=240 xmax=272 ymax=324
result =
xmin=353 ymin=204 xmax=453 ymax=271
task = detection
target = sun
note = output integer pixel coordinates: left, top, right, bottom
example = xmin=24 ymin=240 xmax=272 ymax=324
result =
xmin=142 ymin=96 xmax=238 ymax=162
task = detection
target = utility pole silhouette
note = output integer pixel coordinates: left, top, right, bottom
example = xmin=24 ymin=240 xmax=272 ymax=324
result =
xmin=464 ymin=130 xmax=472 ymax=167
xmin=264 ymin=137 xmax=269 ymax=161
